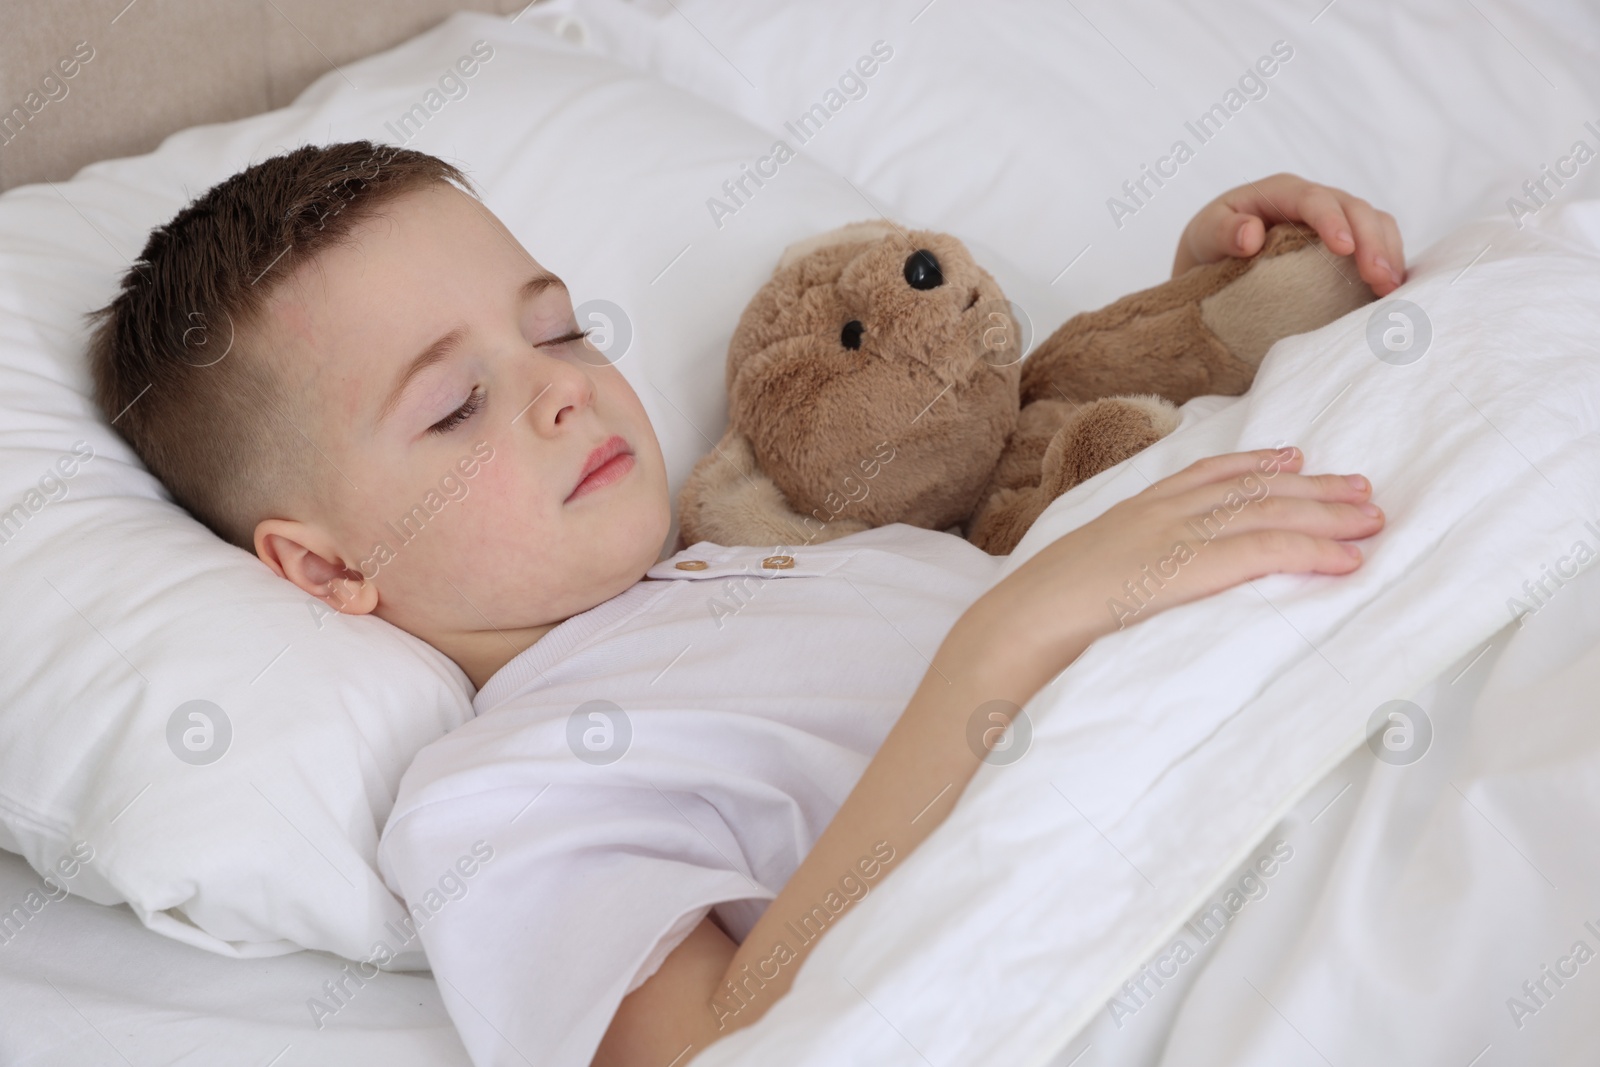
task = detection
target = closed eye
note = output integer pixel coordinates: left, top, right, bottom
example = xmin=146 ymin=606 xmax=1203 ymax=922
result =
xmin=428 ymin=329 xmax=591 ymax=436
xmin=428 ymin=387 xmax=485 ymax=435
xmin=539 ymin=327 xmax=592 ymax=349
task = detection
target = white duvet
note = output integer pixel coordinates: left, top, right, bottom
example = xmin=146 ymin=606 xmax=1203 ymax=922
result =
xmin=675 ymin=206 xmax=1600 ymax=1065
xmin=1076 ymin=553 xmax=1600 ymax=1067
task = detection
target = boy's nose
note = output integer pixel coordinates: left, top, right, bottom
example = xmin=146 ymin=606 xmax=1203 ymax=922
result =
xmin=552 ymin=376 xmax=595 ymax=426
xmin=528 ymin=356 xmax=596 ymax=429
xmin=903 ymin=249 xmax=944 ymax=290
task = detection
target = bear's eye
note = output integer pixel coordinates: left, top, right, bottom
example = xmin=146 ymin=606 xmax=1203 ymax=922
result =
xmin=840 ymin=320 xmax=864 ymax=350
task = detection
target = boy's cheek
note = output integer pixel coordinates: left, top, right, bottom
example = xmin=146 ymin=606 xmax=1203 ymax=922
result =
xmin=439 ymin=473 xmax=469 ymax=502
xmin=461 ymin=455 xmax=515 ymax=500
xmin=443 ymin=463 xmax=542 ymax=544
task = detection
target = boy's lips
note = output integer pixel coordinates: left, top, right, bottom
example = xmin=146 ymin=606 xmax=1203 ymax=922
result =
xmin=566 ymin=434 xmax=633 ymax=503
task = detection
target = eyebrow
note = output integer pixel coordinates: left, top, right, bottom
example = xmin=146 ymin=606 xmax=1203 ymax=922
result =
xmin=377 ymin=327 xmax=467 ymax=427
xmin=376 ymin=271 xmax=567 ymax=426
xmin=520 ymin=272 xmax=565 ymax=302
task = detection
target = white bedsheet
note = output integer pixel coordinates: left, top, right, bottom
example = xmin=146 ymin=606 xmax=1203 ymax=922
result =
xmin=0 ymin=848 xmax=468 ymax=1066
xmin=681 ymin=205 xmax=1600 ymax=1064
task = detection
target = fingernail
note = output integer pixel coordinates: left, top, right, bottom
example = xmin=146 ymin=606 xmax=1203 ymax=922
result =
xmin=1375 ymin=255 xmax=1400 ymax=285
xmin=1336 ymin=228 xmax=1352 ymax=247
xmin=1237 ymin=220 xmax=1252 ymax=247
xmin=1358 ymin=501 xmax=1381 ymax=517
xmin=1346 ymin=474 xmax=1368 ymax=491
xmin=1342 ymin=543 xmax=1362 ymax=559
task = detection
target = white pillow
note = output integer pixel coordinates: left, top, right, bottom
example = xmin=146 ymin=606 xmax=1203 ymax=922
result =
xmin=0 ymin=9 xmax=879 ymax=964
xmin=567 ymin=0 xmax=1600 ymax=325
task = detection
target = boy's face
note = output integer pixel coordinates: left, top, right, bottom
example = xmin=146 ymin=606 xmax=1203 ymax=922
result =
xmin=252 ymin=182 xmax=671 ymax=688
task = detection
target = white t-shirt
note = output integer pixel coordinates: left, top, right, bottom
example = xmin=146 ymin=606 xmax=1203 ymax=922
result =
xmin=377 ymin=523 xmax=1001 ymax=1067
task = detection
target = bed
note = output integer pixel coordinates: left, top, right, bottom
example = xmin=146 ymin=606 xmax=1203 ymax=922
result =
xmin=3 ymin=1 xmax=1599 ymax=1064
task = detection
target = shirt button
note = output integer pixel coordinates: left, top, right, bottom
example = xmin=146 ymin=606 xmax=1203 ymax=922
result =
xmin=761 ymin=554 xmax=795 ymax=569
xmin=675 ymin=559 xmax=709 ymax=570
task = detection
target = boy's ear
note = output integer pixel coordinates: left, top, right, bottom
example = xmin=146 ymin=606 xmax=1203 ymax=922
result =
xmin=253 ymin=518 xmax=378 ymax=616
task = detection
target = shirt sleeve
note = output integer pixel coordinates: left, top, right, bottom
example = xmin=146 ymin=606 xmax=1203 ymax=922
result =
xmin=626 ymin=904 xmax=710 ymax=994
xmin=378 ymin=783 xmax=771 ymax=1067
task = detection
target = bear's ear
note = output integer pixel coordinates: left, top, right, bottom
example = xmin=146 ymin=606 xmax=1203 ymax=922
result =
xmin=777 ymin=220 xmax=903 ymax=269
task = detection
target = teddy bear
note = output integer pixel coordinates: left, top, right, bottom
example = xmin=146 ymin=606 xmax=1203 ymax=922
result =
xmin=675 ymin=220 xmax=1375 ymax=556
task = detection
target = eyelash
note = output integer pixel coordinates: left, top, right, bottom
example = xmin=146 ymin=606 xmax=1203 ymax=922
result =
xmin=428 ymin=387 xmax=484 ymax=435
xmin=425 ymin=327 xmax=593 ymax=436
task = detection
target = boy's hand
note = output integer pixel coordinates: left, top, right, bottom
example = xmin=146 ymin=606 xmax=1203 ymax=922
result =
xmin=1173 ymin=174 xmax=1406 ymax=296
xmin=979 ymin=445 xmax=1384 ymax=668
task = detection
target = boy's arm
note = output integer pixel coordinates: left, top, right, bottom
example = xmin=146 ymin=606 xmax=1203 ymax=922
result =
xmin=595 ymin=447 xmax=1385 ymax=1067
xmin=592 ymin=619 xmax=1047 ymax=1067
xmin=1174 ymin=173 xmax=1407 ymax=295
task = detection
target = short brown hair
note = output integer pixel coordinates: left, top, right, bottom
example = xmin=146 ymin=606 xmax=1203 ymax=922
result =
xmin=88 ymin=140 xmax=471 ymax=549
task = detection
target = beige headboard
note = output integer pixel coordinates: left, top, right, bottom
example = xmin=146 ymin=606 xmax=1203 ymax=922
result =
xmin=0 ymin=0 xmax=535 ymax=192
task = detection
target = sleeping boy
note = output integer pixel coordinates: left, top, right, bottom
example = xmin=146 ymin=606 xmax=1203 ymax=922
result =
xmin=88 ymin=141 xmax=1398 ymax=1065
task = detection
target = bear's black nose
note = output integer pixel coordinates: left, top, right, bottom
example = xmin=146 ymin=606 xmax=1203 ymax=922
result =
xmin=903 ymin=249 xmax=944 ymax=290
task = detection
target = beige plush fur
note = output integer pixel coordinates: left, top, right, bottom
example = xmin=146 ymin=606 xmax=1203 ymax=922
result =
xmin=676 ymin=222 xmax=1373 ymax=556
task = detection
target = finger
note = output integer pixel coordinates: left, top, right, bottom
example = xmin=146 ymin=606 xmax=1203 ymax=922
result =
xmin=1149 ymin=446 xmax=1303 ymax=497
xmin=1338 ymin=196 xmax=1401 ymax=293
xmin=1182 ymin=492 xmax=1385 ymax=543
xmin=1207 ymin=209 xmax=1266 ymax=261
xmin=1172 ymin=468 xmax=1375 ymax=515
xmin=1379 ymin=211 xmax=1407 ymax=285
xmin=1206 ymin=528 xmax=1368 ymax=581
xmin=1221 ymin=173 xmax=1302 ymax=226
xmin=1180 ymin=174 xmax=1308 ymax=274
xmin=1177 ymin=206 xmax=1249 ymax=271
xmin=1132 ymin=522 xmax=1368 ymax=625
xmin=1295 ymin=185 xmax=1356 ymax=257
